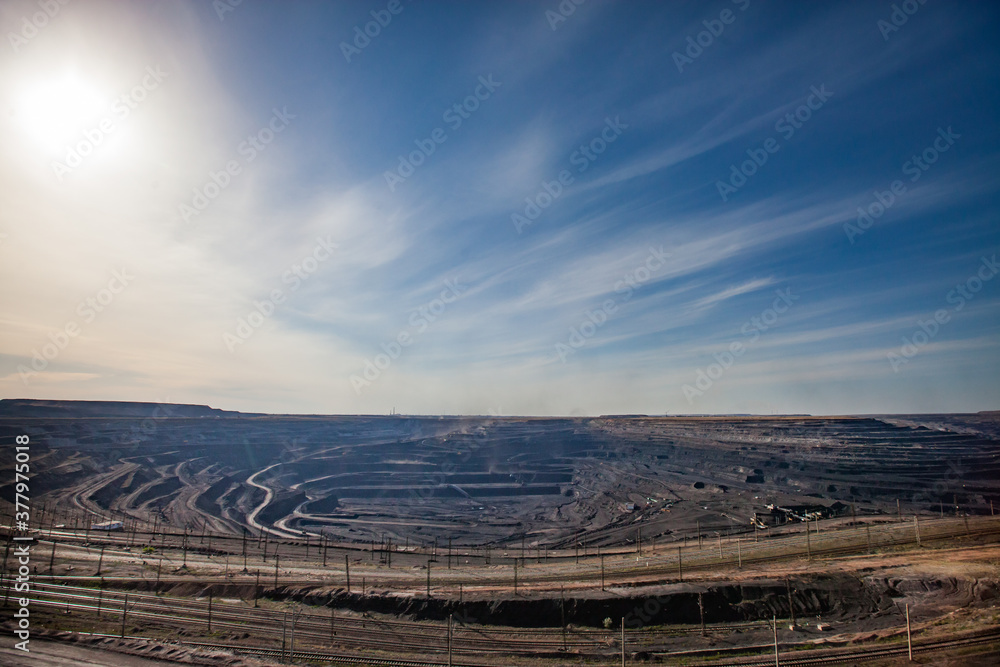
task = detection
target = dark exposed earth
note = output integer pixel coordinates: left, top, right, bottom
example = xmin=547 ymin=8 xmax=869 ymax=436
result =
xmin=2 ymin=399 xmax=998 ymax=550
xmin=2 ymin=400 xmax=999 ymax=665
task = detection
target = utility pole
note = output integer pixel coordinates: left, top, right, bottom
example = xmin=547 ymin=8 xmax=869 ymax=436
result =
xmin=207 ymin=594 xmax=212 ymax=632
xmin=905 ymin=603 xmax=912 ymax=662
xmin=620 ymin=616 xmax=625 ymax=667
xmin=805 ymin=525 xmax=811 ymax=561
xmin=787 ymin=579 xmax=795 ymax=628
xmin=737 ymin=538 xmax=742 ymax=568
xmin=914 ymin=515 xmax=921 ymax=546
xmin=280 ymin=611 xmax=287 ymax=663
xmin=426 ymin=559 xmax=431 ymax=598
xmin=772 ymin=615 xmax=779 ymax=667
xmin=513 ymin=559 xmax=518 ymax=595
xmin=121 ymin=594 xmax=129 ymax=638
xmin=785 ymin=579 xmax=795 ymax=629
xmin=345 ymin=555 xmax=351 ymax=593
xmin=677 ymin=546 xmax=682 ymax=581
xmin=274 ymin=554 xmax=279 ymax=590
xmin=447 ymin=613 xmax=453 ymax=667
xmin=560 ymin=587 xmax=567 ymax=651
xmin=601 ymin=554 xmax=605 ymax=591
xmin=698 ymin=592 xmax=705 ymax=636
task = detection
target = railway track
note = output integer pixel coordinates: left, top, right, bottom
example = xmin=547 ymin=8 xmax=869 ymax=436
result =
xmin=21 ymin=518 xmax=1000 ymax=594
xmin=60 ymin=627 xmax=1000 ymax=666
xmin=20 ymin=514 xmax=994 ymax=561
xmin=24 ymin=585 xmax=617 ymax=655
xmin=76 ymin=633 xmax=484 ymax=667
xmin=28 ymin=581 xmax=765 ymax=638
xmin=714 ymin=629 xmax=1000 ymax=666
xmin=25 ymin=581 xmax=1000 ymax=665
xmin=24 ymin=581 xmax=780 ymax=657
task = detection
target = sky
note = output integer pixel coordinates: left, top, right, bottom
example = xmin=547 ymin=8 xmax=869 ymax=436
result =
xmin=1 ymin=0 xmax=998 ymax=416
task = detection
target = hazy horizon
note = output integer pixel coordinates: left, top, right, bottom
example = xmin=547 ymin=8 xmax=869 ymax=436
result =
xmin=2 ymin=396 xmax=996 ymax=419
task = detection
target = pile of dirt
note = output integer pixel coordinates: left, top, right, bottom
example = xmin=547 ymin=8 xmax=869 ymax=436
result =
xmin=263 ymin=572 xmax=915 ymax=628
xmin=2 ymin=626 xmax=271 ymax=666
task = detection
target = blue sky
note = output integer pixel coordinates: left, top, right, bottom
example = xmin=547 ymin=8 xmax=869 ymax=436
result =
xmin=1 ymin=0 xmax=998 ymax=415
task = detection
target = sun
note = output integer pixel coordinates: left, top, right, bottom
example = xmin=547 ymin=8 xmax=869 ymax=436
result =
xmin=15 ymin=72 xmax=106 ymax=154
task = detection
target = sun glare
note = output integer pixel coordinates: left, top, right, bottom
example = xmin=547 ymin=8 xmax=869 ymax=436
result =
xmin=16 ymin=72 xmax=106 ymax=154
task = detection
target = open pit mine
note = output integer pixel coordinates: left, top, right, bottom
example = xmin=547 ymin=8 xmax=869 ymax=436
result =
xmin=2 ymin=399 xmax=999 ymax=666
